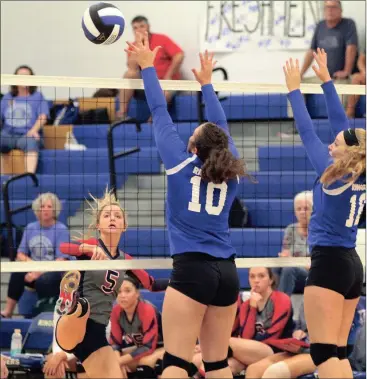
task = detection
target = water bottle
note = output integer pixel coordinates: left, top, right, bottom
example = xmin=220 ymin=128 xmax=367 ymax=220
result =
xmin=10 ymin=329 xmax=22 ymax=356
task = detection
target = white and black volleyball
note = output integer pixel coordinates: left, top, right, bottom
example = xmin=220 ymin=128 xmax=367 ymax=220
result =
xmin=82 ymin=2 xmax=125 ymax=45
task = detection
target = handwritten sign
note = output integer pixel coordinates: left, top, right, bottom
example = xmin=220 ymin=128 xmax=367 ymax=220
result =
xmin=201 ymin=0 xmax=321 ymax=52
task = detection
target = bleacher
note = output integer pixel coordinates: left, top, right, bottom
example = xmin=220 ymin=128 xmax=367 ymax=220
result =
xmin=1 ymin=92 xmax=365 ymax=378
xmin=1 ymin=92 xmax=365 ymax=287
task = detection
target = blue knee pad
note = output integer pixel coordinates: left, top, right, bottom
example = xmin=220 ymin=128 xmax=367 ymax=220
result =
xmin=310 ymin=343 xmax=338 ymax=366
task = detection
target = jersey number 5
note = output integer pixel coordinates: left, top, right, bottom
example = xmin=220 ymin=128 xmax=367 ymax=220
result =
xmin=101 ymin=270 xmax=119 ymax=294
xmin=188 ymin=176 xmax=228 ymax=216
xmin=346 ymin=193 xmax=366 ymax=227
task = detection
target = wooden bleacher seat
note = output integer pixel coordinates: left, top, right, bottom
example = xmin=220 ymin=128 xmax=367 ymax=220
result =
xmin=77 ymin=97 xmax=116 ymax=123
xmin=43 ymin=125 xmax=73 ymax=150
xmin=1 ymin=149 xmax=26 ymax=175
xmin=53 ymin=97 xmax=116 ymax=123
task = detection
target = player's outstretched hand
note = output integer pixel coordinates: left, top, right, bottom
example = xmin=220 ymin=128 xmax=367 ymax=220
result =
xmin=283 ymin=58 xmax=301 ymax=92
xmin=125 ymin=31 xmax=161 ymax=70
xmin=192 ymin=50 xmax=217 ymax=86
xmin=312 ymin=48 xmax=332 ymax=83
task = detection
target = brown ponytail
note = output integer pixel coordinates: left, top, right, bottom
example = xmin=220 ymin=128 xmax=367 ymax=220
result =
xmin=201 ymin=148 xmax=245 ymax=184
xmin=321 ymin=128 xmax=366 ymax=187
xmin=195 ymin=122 xmax=252 ymax=184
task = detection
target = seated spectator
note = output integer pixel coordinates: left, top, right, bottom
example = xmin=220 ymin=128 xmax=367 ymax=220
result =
xmin=346 ymin=48 xmax=366 ymax=118
xmin=109 ymin=276 xmax=164 ymax=379
xmin=230 ymin=268 xmax=294 ymax=377
xmin=1 ymin=193 xmax=70 ymax=318
xmin=300 ymin=0 xmax=358 ymax=84
xmin=275 ymin=191 xmax=313 ymax=296
xmin=0 ymin=65 xmax=49 ymax=174
xmin=193 ymin=268 xmax=293 ymax=377
xmin=117 ymin=16 xmax=184 ymax=122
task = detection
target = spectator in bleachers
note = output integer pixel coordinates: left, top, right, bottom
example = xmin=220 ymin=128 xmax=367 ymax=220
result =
xmin=300 ymin=0 xmax=358 ymax=85
xmin=0 ymin=65 xmax=49 ymax=174
xmin=232 ymin=268 xmax=294 ymax=377
xmin=117 ymin=15 xmax=184 ymax=121
xmin=276 ymin=191 xmax=313 ymax=296
xmin=193 ymin=268 xmax=293 ymax=377
xmin=109 ymin=276 xmax=164 ymax=379
xmin=1 ymin=193 xmax=70 ymax=319
xmin=346 ymin=46 xmax=366 ymax=118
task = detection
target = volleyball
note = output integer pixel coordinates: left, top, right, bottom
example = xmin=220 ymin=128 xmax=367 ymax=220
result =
xmin=82 ymin=2 xmax=125 ymax=45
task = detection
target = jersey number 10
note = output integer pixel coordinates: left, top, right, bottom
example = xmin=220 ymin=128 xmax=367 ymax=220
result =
xmin=346 ymin=193 xmax=366 ymax=228
xmin=188 ymin=176 xmax=228 ymax=216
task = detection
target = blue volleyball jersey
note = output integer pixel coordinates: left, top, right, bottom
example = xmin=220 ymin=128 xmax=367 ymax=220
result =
xmin=288 ymin=81 xmax=366 ymax=249
xmin=141 ymin=67 xmax=239 ymax=258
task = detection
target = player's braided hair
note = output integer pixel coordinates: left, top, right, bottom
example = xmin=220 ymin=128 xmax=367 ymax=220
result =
xmin=195 ymin=122 xmax=251 ymax=184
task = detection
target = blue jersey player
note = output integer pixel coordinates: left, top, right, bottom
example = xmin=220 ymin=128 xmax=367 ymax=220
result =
xmin=283 ymin=48 xmax=366 ymax=379
xmin=126 ymin=33 xmax=249 ymax=379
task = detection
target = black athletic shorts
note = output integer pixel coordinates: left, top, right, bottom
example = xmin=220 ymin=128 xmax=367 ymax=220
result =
xmin=306 ymin=245 xmax=364 ymax=299
xmin=169 ymin=252 xmax=239 ymax=306
xmin=60 ymin=318 xmax=109 ymax=363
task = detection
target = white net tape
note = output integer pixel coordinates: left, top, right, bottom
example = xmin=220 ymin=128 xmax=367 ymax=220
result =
xmin=1 ymin=74 xmax=366 ymax=94
xmin=1 ymin=257 xmax=311 ymax=273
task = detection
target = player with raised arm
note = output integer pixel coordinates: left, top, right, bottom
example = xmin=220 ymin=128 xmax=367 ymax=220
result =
xmin=54 ymin=190 xmax=168 ymax=379
xmin=126 ymin=32 xmax=250 ymax=378
xmin=283 ymin=48 xmax=366 ymax=379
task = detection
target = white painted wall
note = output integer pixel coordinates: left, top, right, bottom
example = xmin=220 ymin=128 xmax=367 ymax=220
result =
xmin=1 ymin=1 xmax=366 ymax=98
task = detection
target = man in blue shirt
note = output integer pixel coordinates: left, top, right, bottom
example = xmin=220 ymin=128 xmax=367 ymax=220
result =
xmin=300 ymin=0 xmax=358 ymax=82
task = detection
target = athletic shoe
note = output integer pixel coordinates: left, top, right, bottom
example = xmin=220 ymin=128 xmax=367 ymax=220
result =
xmin=55 ymin=270 xmax=80 ymax=316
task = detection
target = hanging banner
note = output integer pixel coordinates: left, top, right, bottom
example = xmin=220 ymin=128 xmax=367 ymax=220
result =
xmin=201 ymin=0 xmax=322 ymax=52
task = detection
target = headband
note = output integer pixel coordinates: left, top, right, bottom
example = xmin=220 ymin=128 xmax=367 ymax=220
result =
xmin=343 ymin=128 xmax=359 ymax=147
xmin=123 ymin=274 xmax=140 ymax=289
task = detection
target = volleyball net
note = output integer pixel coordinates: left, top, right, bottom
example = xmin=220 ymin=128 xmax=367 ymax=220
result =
xmin=0 ymin=74 xmax=366 ymax=274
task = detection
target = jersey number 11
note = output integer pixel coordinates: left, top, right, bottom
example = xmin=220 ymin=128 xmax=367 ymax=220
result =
xmin=188 ymin=176 xmax=228 ymax=216
xmin=346 ymin=193 xmax=366 ymax=227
